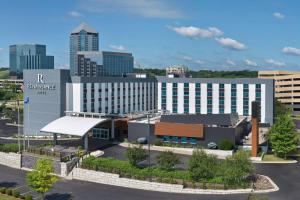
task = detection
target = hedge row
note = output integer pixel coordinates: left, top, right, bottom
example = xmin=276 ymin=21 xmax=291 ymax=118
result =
xmin=0 ymin=187 xmax=33 ymax=200
xmin=0 ymin=143 xmax=20 ymax=153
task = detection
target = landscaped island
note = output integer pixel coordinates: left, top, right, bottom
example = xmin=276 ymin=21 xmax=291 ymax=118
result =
xmin=81 ymin=147 xmax=273 ymax=190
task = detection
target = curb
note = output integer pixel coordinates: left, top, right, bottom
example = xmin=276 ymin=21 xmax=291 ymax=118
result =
xmin=252 ymin=160 xmax=297 ymax=164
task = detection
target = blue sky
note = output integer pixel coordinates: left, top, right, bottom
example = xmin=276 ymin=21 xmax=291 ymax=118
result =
xmin=0 ymin=0 xmax=300 ymax=71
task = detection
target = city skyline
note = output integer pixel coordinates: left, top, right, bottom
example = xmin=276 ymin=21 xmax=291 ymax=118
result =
xmin=0 ymin=0 xmax=300 ymax=70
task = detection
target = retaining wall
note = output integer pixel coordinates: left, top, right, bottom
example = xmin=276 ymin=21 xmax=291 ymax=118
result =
xmin=0 ymin=152 xmax=21 ymax=169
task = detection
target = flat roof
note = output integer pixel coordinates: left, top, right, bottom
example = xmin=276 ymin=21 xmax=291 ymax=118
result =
xmin=40 ymin=116 xmax=108 ymax=137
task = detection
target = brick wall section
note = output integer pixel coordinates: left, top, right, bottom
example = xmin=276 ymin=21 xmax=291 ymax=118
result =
xmin=0 ymin=152 xmax=21 ymax=169
xmin=72 ymin=168 xmax=184 ymax=193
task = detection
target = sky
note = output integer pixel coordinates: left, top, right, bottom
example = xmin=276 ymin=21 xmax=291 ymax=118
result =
xmin=0 ymin=0 xmax=300 ymax=71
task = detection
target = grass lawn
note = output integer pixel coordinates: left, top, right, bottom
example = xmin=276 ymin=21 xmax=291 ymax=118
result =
xmin=0 ymin=193 xmax=18 ymax=200
xmin=0 ymin=70 xmax=9 ymax=79
xmin=263 ymin=154 xmax=291 ymax=161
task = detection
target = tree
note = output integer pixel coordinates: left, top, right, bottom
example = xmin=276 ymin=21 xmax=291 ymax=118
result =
xmin=222 ymin=150 xmax=255 ymax=187
xmin=26 ymin=159 xmax=58 ymax=199
xmin=270 ymin=114 xmax=298 ymax=158
xmin=274 ymin=99 xmax=292 ymax=120
xmin=188 ymin=148 xmax=218 ymax=182
xmin=156 ymin=151 xmax=180 ymax=171
xmin=125 ymin=145 xmax=147 ymax=167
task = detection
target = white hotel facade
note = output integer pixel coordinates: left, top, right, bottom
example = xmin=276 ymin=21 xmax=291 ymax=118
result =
xmin=156 ymin=77 xmax=274 ymax=124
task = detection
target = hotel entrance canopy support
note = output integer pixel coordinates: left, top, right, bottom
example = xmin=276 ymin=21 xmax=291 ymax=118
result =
xmin=40 ymin=116 xmax=108 ymax=150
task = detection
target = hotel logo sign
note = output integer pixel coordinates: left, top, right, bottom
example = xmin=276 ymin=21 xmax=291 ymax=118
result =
xmin=27 ymin=73 xmax=56 ymax=95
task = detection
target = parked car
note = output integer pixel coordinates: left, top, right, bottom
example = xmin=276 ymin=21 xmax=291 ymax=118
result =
xmin=207 ymin=142 xmax=218 ymax=149
xmin=137 ymin=137 xmax=147 ymax=144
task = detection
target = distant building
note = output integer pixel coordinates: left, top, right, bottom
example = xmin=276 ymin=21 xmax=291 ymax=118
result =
xmin=259 ymin=70 xmax=300 ymax=114
xmin=9 ymin=44 xmax=54 ymax=77
xmin=166 ymin=65 xmax=189 ymax=77
xmin=70 ymin=23 xmax=133 ymax=77
xmin=70 ymin=23 xmax=99 ymax=76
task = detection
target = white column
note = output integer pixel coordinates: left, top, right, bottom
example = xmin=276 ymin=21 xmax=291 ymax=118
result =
xmin=166 ymin=82 xmax=172 ymax=113
xmin=72 ymin=83 xmax=82 ymax=112
xmin=249 ymin=84 xmax=256 ymax=116
xmin=94 ymin=83 xmax=99 ymax=113
xmin=212 ymin=84 xmax=219 ymax=114
xmin=139 ymin=82 xmax=143 ymax=111
xmin=108 ymin=83 xmax=112 ymax=114
xmin=189 ymin=83 xmax=195 ymax=114
xmin=101 ymin=83 xmax=106 ymax=113
xmin=120 ymin=82 xmax=124 ymax=114
xmin=130 ymin=83 xmax=134 ymax=112
xmin=201 ymin=83 xmax=207 ymax=114
xmin=261 ymin=84 xmax=266 ymax=123
xmin=224 ymin=84 xmax=231 ymax=113
xmin=125 ymin=82 xmax=129 ymax=113
xmin=237 ymin=84 xmax=243 ymax=116
xmin=157 ymin=82 xmax=162 ymax=110
xmin=114 ymin=82 xmax=118 ymax=113
xmin=144 ymin=82 xmax=147 ymax=111
xmin=178 ymin=83 xmax=184 ymax=113
xmin=135 ymin=82 xmax=139 ymax=111
xmin=86 ymin=83 xmax=91 ymax=112
xmin=147 ymin=82 xmax=151 ymax=111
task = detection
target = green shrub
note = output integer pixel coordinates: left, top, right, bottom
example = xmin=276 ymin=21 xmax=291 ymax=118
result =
xmin=0 ymin=143 xmax=21 ymax=153
xmin=125 ymin=146 xmax=147 ymax=166
xmin=25 ymin=194 xmax=33 ymax=200
xmin=0 ymin=187 xmax=5 ymax=194
xmin=154 ymin=139 xmax=163 ymax=146
xmin=218 ymin=139 xmax=234 ymax=150
xmin=156 ymin=151 xmax=180 ymax=171
xmin=5 ymin=188 xmax=12 ymax=195
xmin=12 ymin=189 xmax=20 ymax=198
xmin=188 ymin=148 xmax=219 ymax=182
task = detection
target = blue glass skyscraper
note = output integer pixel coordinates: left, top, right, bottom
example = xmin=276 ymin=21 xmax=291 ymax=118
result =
xmin=9 ymin=44 xmax=54 ymax=77
xmin=70 ymin=23 xmax=99 ymax=76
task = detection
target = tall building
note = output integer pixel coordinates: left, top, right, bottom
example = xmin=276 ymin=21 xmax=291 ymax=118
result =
xmin=259 ymin=70 xmax=300 ymax=114
xmin=77 ymin=51 xmax=134 ymax=77
xmin=166 ymin=65 xmax=189 ymax=77
xmin=156 ymin=76 xmax=274 ymax=124
xmin=70 ymin=23 xmax=99 ymax=76
xmin=9 ymin=44 xmax=54 ymax=77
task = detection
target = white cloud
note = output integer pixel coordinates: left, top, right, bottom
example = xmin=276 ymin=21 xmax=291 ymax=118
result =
xmin=82 ymin=0 xmax=183 ymax=19
xmin=273 ymin=12 xmax=285 ymax=19
xmin=194 ymin=59 xmax=205 ymax=64
xmin=169 ymin=26 xmax=223 ymax=39
xmin=244 ymin=59 xmax=258 ymax=67
xmin=215 ymin=37 xmax=246 ymax=50
xmin=109 ymin=44 xmax=126 ymax=51
xmin=68 ymin=11 xmax=83 ymax=17
xmin=282 ymin=47 xmax=300 ymax=56
xmin=265 ymin=58 xmax=286 ymax=67
xmin=181 ymin=55 xmax=204 ymax=65
xmin=226 ymin=59 xmax=235 ymax=66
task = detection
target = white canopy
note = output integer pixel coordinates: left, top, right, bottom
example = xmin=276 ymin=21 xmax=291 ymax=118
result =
xmin=40 ymin=116 xmax=108 ymax=137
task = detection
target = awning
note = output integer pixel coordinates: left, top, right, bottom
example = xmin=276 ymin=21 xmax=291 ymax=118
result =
xmin=40 ymin=116 xmax=108 ymax=137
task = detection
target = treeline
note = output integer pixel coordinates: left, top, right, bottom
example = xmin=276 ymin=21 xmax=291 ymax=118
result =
xmin=134 ymin=68 xmax=258 ymax=78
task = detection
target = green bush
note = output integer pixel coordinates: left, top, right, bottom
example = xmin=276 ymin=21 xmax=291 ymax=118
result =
xmin=0 ymin=187 xmax=5 ymax=194
xmin=218 ymin=139 xmax=234 ymax=150
xmin=25 ymin=194 xmax=33 ymax=200
xmin=154 ymin=139 xmax=163 ymax=146
xmin=12 ymin=189 xmax=20 ymax=198
xmin=125 ymin=146 xmax=147 ymax=166
xmin=5 ymin=188 xmax=12 ymax=195
xmin=0 ymin=143 xmax=21 ymax=153
xmin=156 ymin=151 xmax=180 ymax=171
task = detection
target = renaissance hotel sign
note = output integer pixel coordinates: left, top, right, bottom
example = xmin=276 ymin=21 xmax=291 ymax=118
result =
xmin=26 ymin=74 xmax=56 ymax=95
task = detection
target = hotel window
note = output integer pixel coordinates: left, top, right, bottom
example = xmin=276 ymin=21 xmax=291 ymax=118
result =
xmin=219 ymin=84 xmax=225 ymax=114
xmin=231 ymin=84 xmax=237 ymax=113
xmin=255 ymin=84 xmax=262 ymax=121
xmin=161 ymin=82 xmax=167 ymax=110
xmin=184 ymin=83 xmax=189 ymax=113
xmin=207 ymin=83 xmax=213 ymax=114
xmin=172 ymin=83 xmax=178 ymax=113
xmin=195 ymin=83 xmax=201 ymax=114
xmin=243 ymin=84 xmax=249 ymax=115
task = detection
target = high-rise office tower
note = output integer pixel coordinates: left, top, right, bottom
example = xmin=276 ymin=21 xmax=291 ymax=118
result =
xmin=9 ymin=44 xmax=54 ymax=77
xmin=70 ymin=23 xmax=99 ymax=76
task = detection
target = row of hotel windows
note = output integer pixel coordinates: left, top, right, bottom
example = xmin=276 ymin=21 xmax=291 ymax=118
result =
xmin=161 ymin=83 xmax=262 ymax=115
xmin=83 ymin=83 xmax=155 ymax=113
